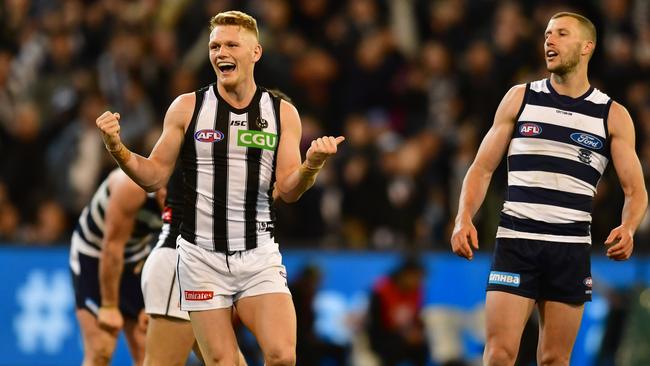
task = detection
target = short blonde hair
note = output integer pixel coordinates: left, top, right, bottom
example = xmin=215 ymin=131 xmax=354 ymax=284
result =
xmin=551 ymin=12 xmax=596 ymax=44
xmin=209 ymin=11 xmax=259 ymax=40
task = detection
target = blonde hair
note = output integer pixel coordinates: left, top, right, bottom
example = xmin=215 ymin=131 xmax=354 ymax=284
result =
xmin=551 ymin=12 xmax=597 ymax=44
xmin=209 ymin=10 xmax=259 ymax=40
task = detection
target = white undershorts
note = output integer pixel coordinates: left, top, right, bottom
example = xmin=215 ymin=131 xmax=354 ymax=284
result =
xmin=141 ymin=246 xmax=189 ymax=320
xmin=176 ymin=236 xmax=290 ymax=311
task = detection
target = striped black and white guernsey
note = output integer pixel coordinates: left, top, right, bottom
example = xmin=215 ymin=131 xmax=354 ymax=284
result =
xmin=496 ymin=78 xmax=612 ymax=244
xmin=180 ymin=84 xmax=281 ymax=252
xmin=70 ymin=172 xmax=163 ymax=263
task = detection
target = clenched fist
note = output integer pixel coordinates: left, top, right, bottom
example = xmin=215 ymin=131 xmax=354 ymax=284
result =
xmin=96 ymin=111 xmax=122 ymax=151
xmin=304 ymin=136 xmax=345 ymax=168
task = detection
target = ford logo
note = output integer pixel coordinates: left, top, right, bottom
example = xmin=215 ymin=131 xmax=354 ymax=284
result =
xmin=194 ymin=129 xmax=224 ymax=142
xmin=570 ymin=132 xmax=603 ymax=150
xmin=519 ymin=123 xmax=542 ymax=136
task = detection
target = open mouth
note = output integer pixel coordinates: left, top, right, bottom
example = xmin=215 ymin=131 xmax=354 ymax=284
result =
xmin=217 ymin=62 xmax=236 ymax=74
xmin=546 ymin=50 xmax=558 ymax=60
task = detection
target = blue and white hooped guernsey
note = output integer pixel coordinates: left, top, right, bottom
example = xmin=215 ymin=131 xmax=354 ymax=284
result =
xmin=496 ymin=78 xmax=612 ymax=244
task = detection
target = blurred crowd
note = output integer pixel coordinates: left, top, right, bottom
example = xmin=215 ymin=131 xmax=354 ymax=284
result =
xmin=0 ymin=0 xmax=649 ymax=251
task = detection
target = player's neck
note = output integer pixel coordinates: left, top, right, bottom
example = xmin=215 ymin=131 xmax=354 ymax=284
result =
xmin=217 ymin=80 xmax=257 ymax=109
xmin=549 ymin=67 xmax=590 ymax=98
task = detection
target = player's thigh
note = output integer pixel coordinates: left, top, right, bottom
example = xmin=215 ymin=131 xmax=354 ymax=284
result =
xmin=144 ymin=315 xmax=195 ymax=366
xmin=76 ymin=309 xmax=119 ymax=356
xmin=235 ymin=293 xmax=296 ymax=354
xmin=537 ymin=300 xmax=584 ymax=364
xmin=189 ymin=308 xmax=240 ymax=361
xmin=485 ymin=291 xmax=536 ymax=352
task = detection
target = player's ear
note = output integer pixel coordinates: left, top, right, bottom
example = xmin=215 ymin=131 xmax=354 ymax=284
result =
xmin=582 ymin=39 xmax=594 ymax=58
xmin=252 ymin=43 xmax=262 ymax=63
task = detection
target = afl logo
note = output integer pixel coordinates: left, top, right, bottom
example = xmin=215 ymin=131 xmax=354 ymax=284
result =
xmin=520 ymin=123 xmax=542 ymax=136
xmin=194 ymin=129 xmax=224 ymax=142
xmin=584 ymin=277 xmax=593 ymax=287
xmin=570 ymin=133 xmax=603 ymax=150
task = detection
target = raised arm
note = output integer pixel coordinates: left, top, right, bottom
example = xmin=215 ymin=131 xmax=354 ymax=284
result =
xmin=97 ymin=171 xmax=148 ymax=334
xmin=96 ymin=92 xmax=196 ymax=191
xmin=274 ymin=100 xmax=344 ymax=203
xmin=451 ymin=84 xmax=525 ymax=260
xmin=603 ymin=102 xmax=648 ymax=260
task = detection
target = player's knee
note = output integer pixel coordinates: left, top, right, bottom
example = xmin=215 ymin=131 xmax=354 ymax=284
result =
xmin=484 ymin=342 xmax=517 ymax=366
xmin=88 ymin=346 xmax=113 ymax=366
xmin=264 ymin=346 xmax=296 ymax=366
xmin=539 ymin=352 xmax=570 ymax=366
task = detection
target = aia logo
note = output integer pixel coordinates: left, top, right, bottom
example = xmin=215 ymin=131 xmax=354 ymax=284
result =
xmin=584 ymin=277 xmax=592 ymax=287
xmin=162 ymin=207 xmax=172 ymax=223
xmin=194 ymin=129 xmax=224 ymax=142
xmin=184 ymin=290 xmax=214 ymax=301
xmin=520 ymin=123 xmax=542 ymax=136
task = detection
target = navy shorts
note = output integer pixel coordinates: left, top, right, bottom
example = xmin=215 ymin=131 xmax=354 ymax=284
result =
xmin=486 ymin=238 xmax=592 ymax=303
xmin=71 ymin=252 xmax=145 ymax=319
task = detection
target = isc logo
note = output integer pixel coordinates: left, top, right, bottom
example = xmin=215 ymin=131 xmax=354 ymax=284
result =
xmin=519 ymin=123 xmax=542 ymax=136
xmin=194 ymin=129 xmax=224 ymax=142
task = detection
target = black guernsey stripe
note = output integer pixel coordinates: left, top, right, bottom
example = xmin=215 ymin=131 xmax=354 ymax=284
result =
xmin=507 ymin=185 xmax=593 ymax=212
xmin=527 ymin=90 xmax=606 ymax=119
xmin=508 ymin=154 xmax=601 ymax=187
xmin=180 ymin=87 xmax=206 ymax=245
xmin=499 ymin=212 xmax=590 ymax=236
xmin=244 ymin=97 xmax=263 ymax=250
xmin=213 ymin=94 xmax=230 ymax=251
xmin=267 ymin=95 xmax=282 ymax=226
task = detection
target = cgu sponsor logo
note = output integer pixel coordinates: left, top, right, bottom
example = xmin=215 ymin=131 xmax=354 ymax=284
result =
xmin=570 ymin=132 xmax=603 ymax=150
xmin=488 ymin=271 xmax=521 ymax=287
xmin=194 ymin=129 xmax=224 ymax=142
xmin=519 ymin=123 xmax=542 ymax=136
xmin=238 ymin=130 xmax=278 ymax=151
xmin=184 ymin=290 xmax=214 ymax=301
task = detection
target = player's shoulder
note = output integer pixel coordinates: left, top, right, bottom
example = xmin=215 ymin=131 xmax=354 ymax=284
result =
xmin=108 ymin=169 xmax=146 ymax=197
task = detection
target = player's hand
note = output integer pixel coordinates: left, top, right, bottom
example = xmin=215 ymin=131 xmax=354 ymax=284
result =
xmin=96 ymin=111 xmax=123 ymax=151
xmin=97 ymin=306 xmax=124 ymax=335
xmin=451 ymin=217 xmax=479 ymax=260
xmin=605 ymin=225 xmax=634 ymax=261
xmin=305 ymin=136 xmax=345 ymax=168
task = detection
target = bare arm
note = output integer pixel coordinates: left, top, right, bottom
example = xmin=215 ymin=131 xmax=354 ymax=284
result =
xmin=451 ymin=84 xmax=525 ymax=259
xmin=603 ymin=102 xmax=648 ymax=260
xmin=96 ymin=93 xmax=195 ymax=191
xmin=274 ymin=100 xmax=344 ymax=203
xmin=98 ymin=171 xmax=147 ymax=333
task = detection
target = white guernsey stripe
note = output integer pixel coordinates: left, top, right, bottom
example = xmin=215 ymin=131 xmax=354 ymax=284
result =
xmin=508 ymin=170 xmax=596 ymax=196
xmin=519 ymin=104 xmax=606 ymax=138
xmin=496 ymin=226 xmax=591 ymax=243
xmin=529 ymin=79 xmax=550 ymax=93
xmin=257 ymin=92 xmax=278 ymax=223
xmin=194 ymin=88 xmax=215 ymax=245
xmin=154 ymin=223 xmax=171 ymax=249
xmin=509 ymin=138 xmax=608 ymax=174
xmin=227 ymin=111 xmax=248 ymax=250
xmin=585 ymin=89 xmax=611 ymax=105
xmin=502 ymin=201 xmax=591 ymax=223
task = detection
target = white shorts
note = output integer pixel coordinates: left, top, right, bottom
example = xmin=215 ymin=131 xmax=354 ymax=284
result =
xmin=176 ymin=236 xmax=290 ymax=311
xmin=141 ymin=246 xmax=189 ymax=320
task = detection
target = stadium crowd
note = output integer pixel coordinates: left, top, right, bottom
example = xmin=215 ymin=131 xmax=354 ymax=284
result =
xmin=0 ymin=0 xmax=649 ymax=251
